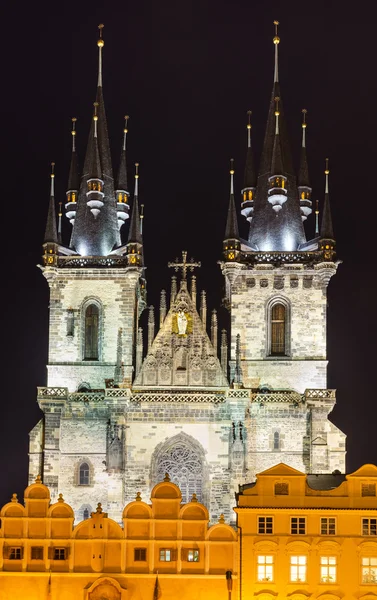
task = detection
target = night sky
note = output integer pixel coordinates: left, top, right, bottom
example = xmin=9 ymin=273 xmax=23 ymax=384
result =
xmin=1 ymin=0 xmax=376 ymax=506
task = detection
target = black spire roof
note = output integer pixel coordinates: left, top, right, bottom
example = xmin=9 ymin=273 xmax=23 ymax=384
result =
xmin=67 ymin=118 xmax=79 ymax=191
xmin=128 ymin=166 xmax=142 ymax=245
xmin=116 ymin=118 xmax=129 ymax=192
xmin=44 ymin=164 xmax=58 ymax=244
xmin=320 ymin=164 xmax=334 ymax=240
xmin=298 ymin=111 xmax=310 ymax=188
xmin=246 ymin=27 xmax=306 ymax=252
xmin=224 ymin=163 xmax=239 ymax=240
xmin=243 ymin=111 xmax=257 ymax=190
xmin=69 ymin=28 xmax=121 ymax=256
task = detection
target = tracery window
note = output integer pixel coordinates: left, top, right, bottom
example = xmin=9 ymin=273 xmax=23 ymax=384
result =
xmin=155 ymin=440 xmax=203 ymax=504
xmin=79 ymin=462 xmax=90 ymax=486
xmin=84 ymin=304 xmax=99 ymax=360
xmin=271 ymin=303 xmax=286 ymax=355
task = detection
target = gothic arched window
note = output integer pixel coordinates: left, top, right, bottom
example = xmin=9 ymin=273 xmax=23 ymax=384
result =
xmin=270 ymin=303 xmax=286 ymax=356
xmin=153 ymin=435 xmax=204 ymax=504
xmin=84 ymin=304 xmax=99 ymax=360
xmin=79 ymin=462 xmax=90 ymax=486
xmin=273 ymin=431 xmax=280 ymax=450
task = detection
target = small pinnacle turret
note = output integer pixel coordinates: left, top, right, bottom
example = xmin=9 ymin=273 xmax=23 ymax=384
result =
xmin=267 ymin=96 xmax=287 ymax=214
xmin=298 ymin=109 xmax=312 ymax=221
xmin=241 ymin=110 xmax=256 ymax=223
xmin=320 ymin=158 xmax=335 ymax=260
xmin=86 ymin=102 xmax=105 ymax=219
xmin=43 ymin=163 xmax=59 ymax=266
xmin=126 ymin=163 xmax=143 ymax=267
xmin=223 ymin=160 xmax=241 ymax=262
xmin=65 ymin=118 xmax=79 ymax=225
xmin=115 ymin=115 xmax=130 ymax=231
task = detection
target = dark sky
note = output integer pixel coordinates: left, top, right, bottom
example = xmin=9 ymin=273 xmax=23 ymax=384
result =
xmin=1 ymin=0 xmax=377 ymax=506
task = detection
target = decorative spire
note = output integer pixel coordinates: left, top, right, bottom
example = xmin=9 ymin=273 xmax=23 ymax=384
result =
xmin=191 ymin=275 xmax=197 ymax=306
xmin=320 ymin=158 xmax=335 ymax=248
xmin=58 ymin=202 xmax=62 ymax=244
xmin=234 ymin=333 xmax=243 ymax=387
xmin=148 ymin=306 xmax=155 ymax=350
xmin=44 ymin=162 xmax=58 ymax=246
xmin=159 ymin=290 xmax=167 ymax=327
xmin=116 ymin=115 xmax=130 ymax=230
xmin=220 ymin=329 xmax=228 ymax=377
xmin=200 ymin=290 xmax=207 ymax=330
xmin=267 ymin=97 xmax=287 ymax=214
xmin=86 ymin=103 xmax=104 ymax=219
xmin=298 ymin=109 xmax=312 ymax=222
xmin=136 ymin=327 xmax=143 ymax=377
xmin=66 ymin=118 xmax=79 ymax=226
xmin=315 ymin=199 xmax=320 ymax=236
xmin=211 ymin=309 xmax=218 ymax=354
xmin=224 ymin=159 xmax=240 ymax=261
xmin=140 ymin=204 xmax=144 ymax=235
xmin=127 ymin=163 xmax=143 ymax=246
xmin=97 ymin=24 xmax=104 ymax=88
xmin=241 ymin=110 xmax=257 ymax=222
xmin=171 ymin=276 xmax=177 ymax=305
xmin=273 ymin=20 xmax=280 ymax=83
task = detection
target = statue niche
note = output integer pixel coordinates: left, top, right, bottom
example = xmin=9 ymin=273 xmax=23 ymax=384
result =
xmin=107 ymin=423 xmax=124 ymax=472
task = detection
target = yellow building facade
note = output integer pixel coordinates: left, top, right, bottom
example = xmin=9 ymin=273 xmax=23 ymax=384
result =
xmin=0 ymin=475 xmax=237 ymax=600
xmin=235 ymin=463 xmax=377 ymax=598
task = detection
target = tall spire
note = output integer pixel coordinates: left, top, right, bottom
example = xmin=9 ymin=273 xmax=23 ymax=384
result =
xmin=44 ymin=162 xmax=58 ymax=244
xmin=298 ymin=109 xmax=312 ymax=222
xmin=224 ymin=160 xmax=241 ymax=259
xmin=315 ymin=199 xmax=320 ymax=236
xmin=70 ymin=24 xmax=120 ymax=256
xmin=116 ymin=115 xmax=130 ymax=230
xmin=319 ymin=158 xmax=335 ymax=260
xmin=66 ymin=118 xmax=79 ymax=226
xmin=241 ymin=110 xmax=256 ymax=223
xmin=273 ymin=20 xmax=280 ymax=83
xmin=58 ymin=202 xmax=62 ymax=244
xmin=126 ymin=163 xmax=143 ymax=267
xmin=86 ymin=103 xmax=104 ymax=219
xmin=245 ymin=21 xmax=306 ymax=251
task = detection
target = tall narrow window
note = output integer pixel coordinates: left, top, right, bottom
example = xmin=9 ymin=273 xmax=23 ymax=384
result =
xmin=271 ymin=303 xmax=286 ymax=355
xmin=83 ymin=508 xmax=90 ymax=520
xmin=79 ymin=462 xmax=90 ymax=486
xmin=84 ymin=304 xmax=99 ymax=360
xmin=273 ymin=431 xmax=280 ymax=450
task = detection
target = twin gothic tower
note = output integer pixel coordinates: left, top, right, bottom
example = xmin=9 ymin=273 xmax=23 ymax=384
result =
xmin=32 ymin=24 xmax=345 ymax=523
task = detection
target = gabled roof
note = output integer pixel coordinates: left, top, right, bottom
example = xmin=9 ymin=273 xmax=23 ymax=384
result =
xmin=256 ymin=463 xmax=306 ymax=477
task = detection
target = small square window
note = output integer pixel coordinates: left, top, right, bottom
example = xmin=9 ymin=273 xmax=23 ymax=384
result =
xmin=53 ymin=548 xmax=67 ymax=561
xmin=187 ymin=549 xmax=200 ymax=562
xmin=258 ymin=516 xmax=273 ymax=534
xmin=320 ymin=556 xmax=337 ymax=583
xmin=134 ymin=548 xmax=147 ymax=561
xmin=362 ymin=484 xmax=376 ymax=497
xmin=362 ymin=518 xmax=377 ymax=536
xmin=291 ymin=517 xmax=306 ymax=535
xmin=9 ymin=547 xmax=22 ymax=560
xmin=159 ymin=548 xmax=176 ymax=562
xmin=31 ymin=547 xmax=44 ymax=560
xmin=362 ymin=556 xmax=377 ymax=584
xmin=320 ymin=517 xmax=336 ymax=535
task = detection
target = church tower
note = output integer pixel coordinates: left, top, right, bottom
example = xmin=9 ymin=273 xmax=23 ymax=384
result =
xmin=222 ymin=22 xmax=345 ymax=477
xmin=30 ymin=23 xmax=345 ymax=525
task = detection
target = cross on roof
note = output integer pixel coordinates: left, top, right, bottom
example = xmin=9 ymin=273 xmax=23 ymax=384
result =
xmin=168 ymin=251 xmax=201 ymax=280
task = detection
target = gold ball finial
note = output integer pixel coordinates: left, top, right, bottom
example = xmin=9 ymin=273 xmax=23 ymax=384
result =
xmin=230 ymin=157 xmax=235 ymax=176
xmin=11 ymin=493 xmax=18 ymax=503
xmin=325 ymin=157 xmax=330 ymax=175
xmin=97 ymin=24 xmax=104 ymax=47
xmin=58 ymin=493 xmax=64 ymax=503
xmin=302 ymin=108 xmax=307 ymax=128
xmin=274 ymin=96 xmax=280 ymax=117
xmin=135 ymin=491 xmax=142 ymax=501
xmin=273 ymin=20 xmax=280 ymax=44
xmin=71 ymin=117 xmax=77 ymax=135
xmin=247 ymin=110 xmax=252 ymax=130
xmin=163 ymin=472 xmax=170 ymax=482
xmin=124 ymin=115 xmax=129 ymax=134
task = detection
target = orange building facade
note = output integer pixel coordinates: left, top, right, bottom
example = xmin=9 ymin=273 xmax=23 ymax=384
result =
xmin=235 ymin=463 xmax=377 ymax=598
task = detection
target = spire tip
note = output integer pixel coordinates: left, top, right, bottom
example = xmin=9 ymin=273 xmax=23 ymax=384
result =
xmin=97 ymin=23 xmax=104 ymax=47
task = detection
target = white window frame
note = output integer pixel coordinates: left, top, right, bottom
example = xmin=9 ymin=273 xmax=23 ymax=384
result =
xmin=362 ymin=518 xmax=377 ymax=536
xmin=320 ymin=555 xmax=337 ymax=583
xmin=361 ymin=556 xmax=377 ymax=584
xmin=290 ymin=555 xmax=307 ymax=583
xmin=257 ymin=516 xmax=274 ymax=535
xmin=291 ymin=516 xmax=306 ymax=535
xmin=257 ymin=554 xmax=274 ymax=582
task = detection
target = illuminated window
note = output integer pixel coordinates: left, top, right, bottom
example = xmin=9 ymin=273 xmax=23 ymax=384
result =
xmin=320 ymin=517 xmax=336 ymax=535
xmin=8 ymin=547 xmax=22 ymax=560
xmin=320 ymin=556 xmax=337 ymax=583
xmin=257 ymin=555 xmax=274 ymax=582
xmin=362 ymin=484 xmax=376 ymax=497
xmin=291 ymin=517 xmax=306 ymax=535
xmin=183 ymin=549 xmax=200 ymax=562
xmin=159 ymin=548 xmax=176 ymax=562
xmin=271 ymin=303 xmax=286 ymax=356
xmin=72 ymin=192 xmax=76 ymax=202
xmin=79 ymin=462 xmax=90 ymax=486
xmin=275 ymin=482 xmax=289 ymax=495
xmin=362 ymin=557 xmax=377 ymax=584
xmin=53 ymin=548 xmax=67 ymax=560
xmin=273 ymin=431 xmax=280 ymax=450
xmin=84 ymin=304 xmax=99 ymax=360
xmin=290 ymin=555 xmax=307 ymax=582
xmin=362 ymin=518 xmax=377 ymax=536
xmin=248 ymin=190 xmax=253 ymax=200
xmin=258 ymin=516 xmax=273 ymax=534
xmin=134 ymin=548 xmax=147 ymax=561
xmin=31 ymin=547 xmax=43 ymax=560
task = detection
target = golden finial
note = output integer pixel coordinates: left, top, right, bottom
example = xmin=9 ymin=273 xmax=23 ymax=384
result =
xmin=96 ymin=502 xmax=103 ymax=513
xmin=274 ymin=97 xmax=280 ymax=117
xmin=135 ymin=162 xmax=139 ymax=178
xmin=35 ymin=474 xmax=42 ymax=484
xmin=11 ymin=493 xmax=18 ymax=503
xmin=191 ymin=493 xmax=198 ymax=503
xmin=163 ymin=472 xmax=171 ymax=482
xmin=93 ymin=102 xmax=99 ymax=121
xmin=97 ymin=24 xmax=104 ymax=47
xmin=218 ymin=513 xmax=225 ymax=524
xmin=58 ymin=201 xmax=62 ymax=217
xmin=230 ymin=158 xmax=235 ymax=176
xmin=315 ymin=199 xmax=319 ymax=215
xmin=124 ymin=115 xmax=129 ymax=134
xmin=302 ymin=108 xmax=307 ymax=128
xmin=50 ymin=162 xmax=55 ymax=178
xmin=273 ymin=20 xmax=280 ymax=44
xmin=135 ymin=491 xmax=142 ymax=502
xmin=247 ymin=110 xmax=252 ymax=130
xmin=325 ymin=157 xmax=330 ymax=175
xmin=58 ymin=493 xmax=64 ymax=503
xmin=140 ymin=204 xmax=144 ymax=219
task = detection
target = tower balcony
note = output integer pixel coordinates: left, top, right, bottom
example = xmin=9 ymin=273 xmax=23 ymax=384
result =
xmin=116 ymin=190 xmax=130 ymax=229
xmin=268 ymin=175 xmax=287 ymax=212
xmin=65 ymin=190 xmax=77 ymax=224
xmin=86 ymin=178 xmax=105 ymax=218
